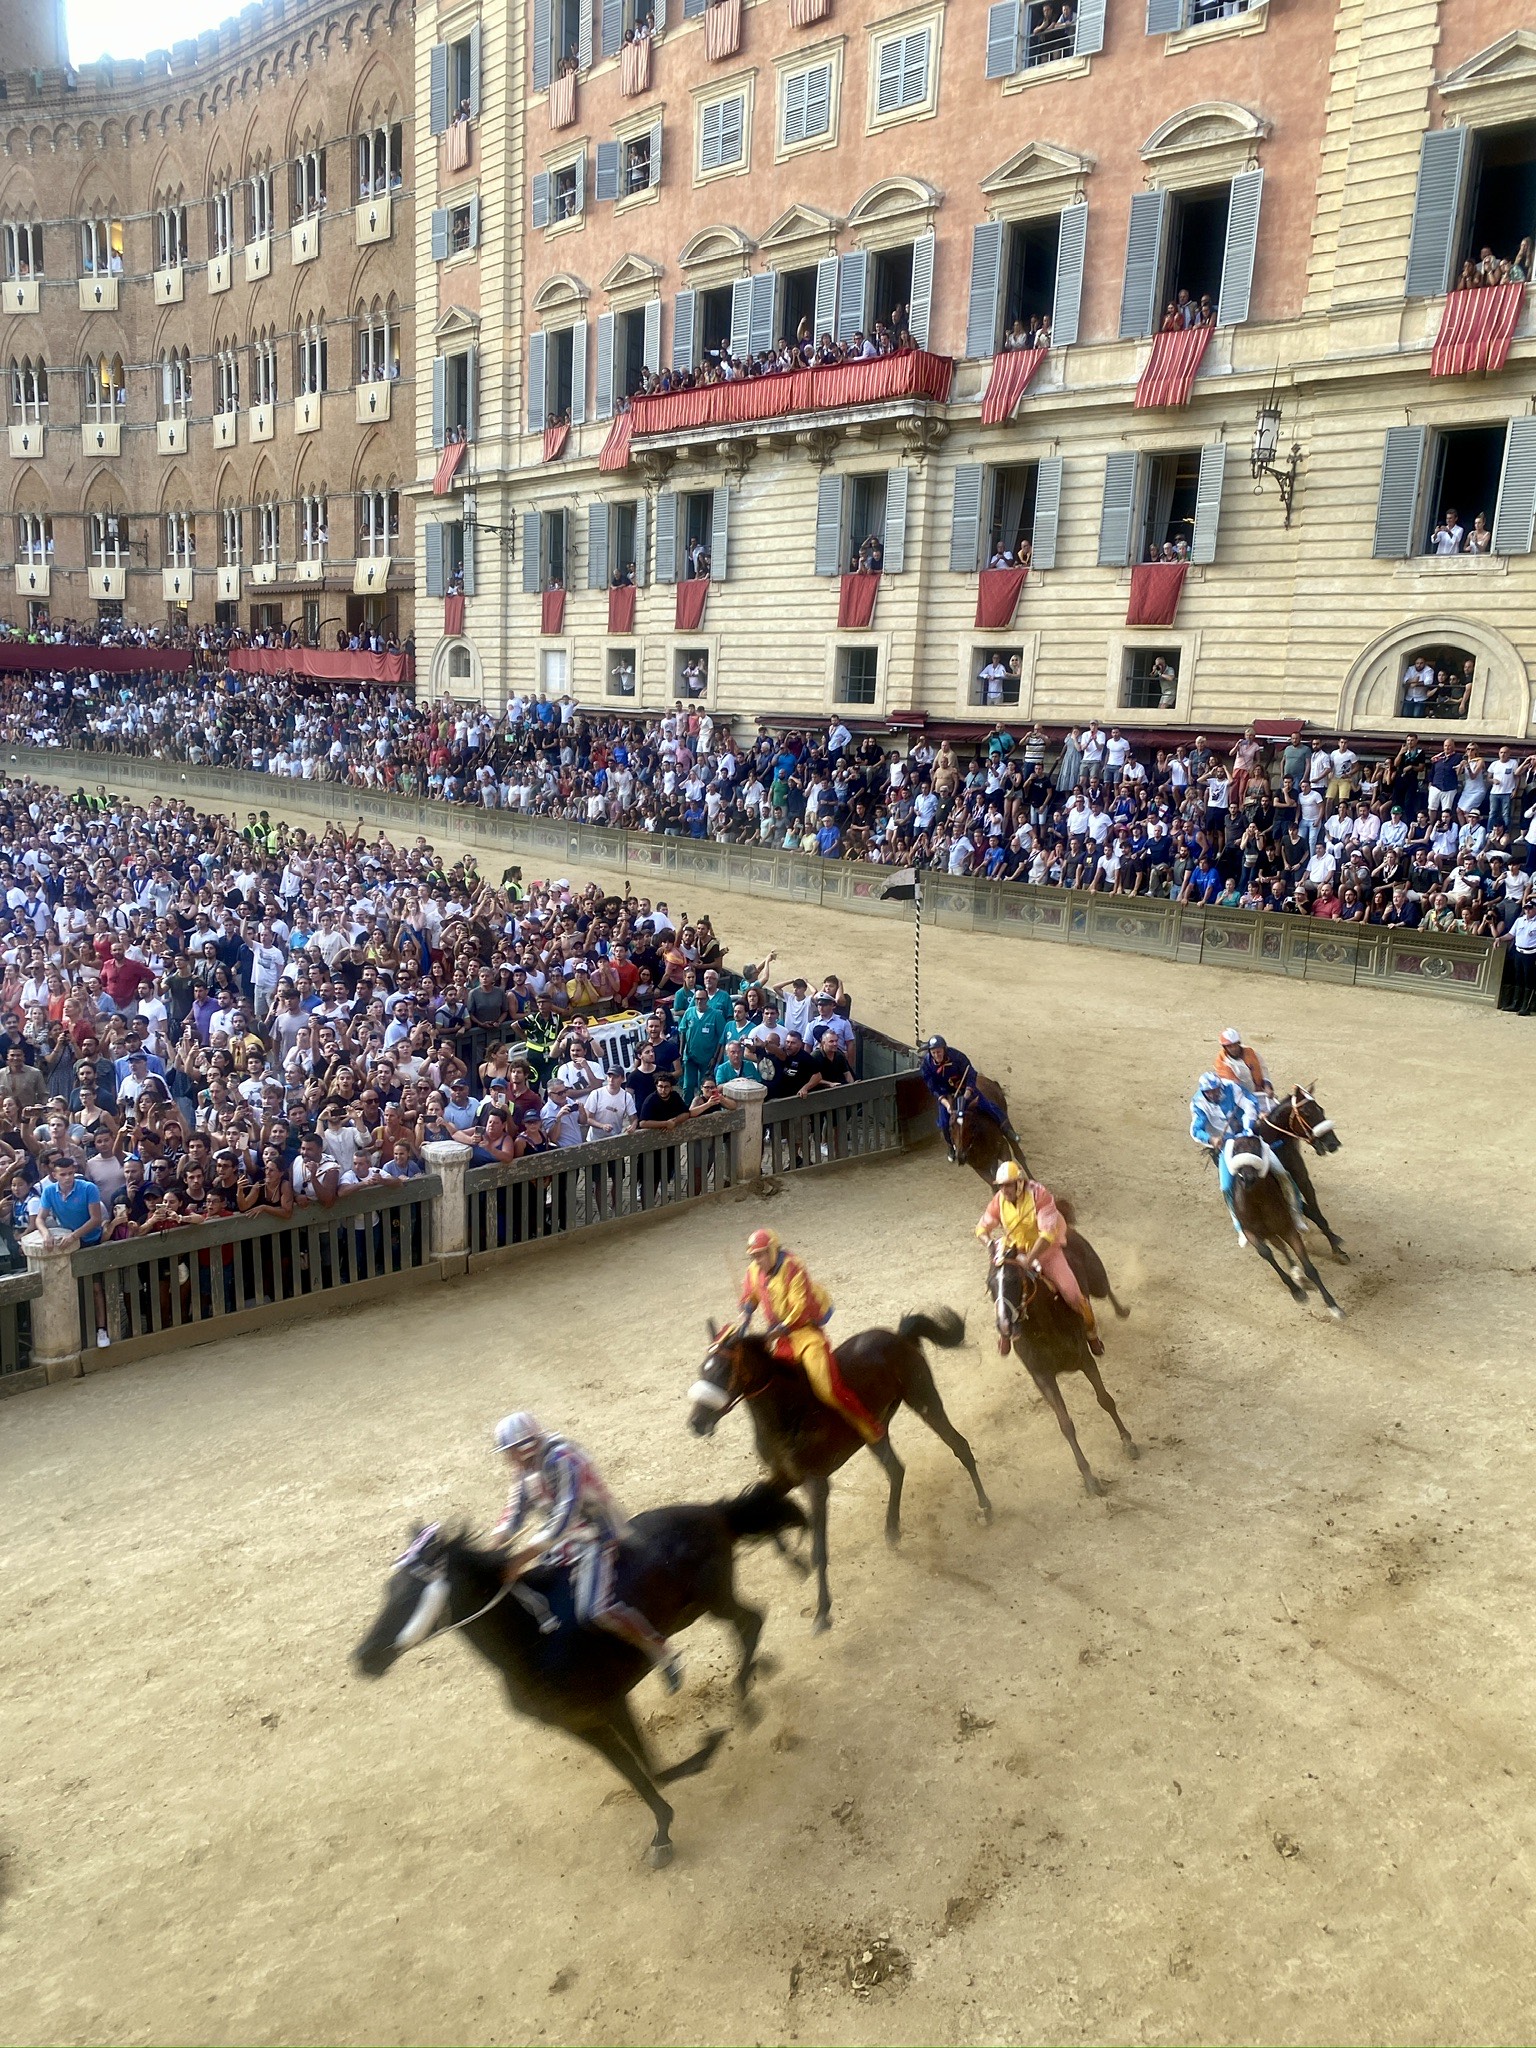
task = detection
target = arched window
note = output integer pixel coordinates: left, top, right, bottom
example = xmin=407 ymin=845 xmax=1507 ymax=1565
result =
xmin=247 ymin=162 xmax=274 ymax=241
xmin=16 ymin=512 xmax=53 ymax=562
xmin=9 ymin=356 xmax=47 ymax=419
xmin=91 ymin=511 xmax=129 ymax=565
xmin=251 ymin=329 xmax=279 ymax=406
xmin=3 ymin=222 xmax=42 ymax=279
xmin=160 ymin=346 xmax=192 ymax=417
xmin=357 ymin=120 xmax=403 ymax=199
xmin=293 ymin=141 xmax=327 ymax=220
xmin=357 ymin=299 xmax=399 ymax=382
xmin=448 ymin=643 xmax=473 ymax=680
xmin=358 ymin=487 xmax=399 ymax=556
xmin=256 ymin=496 xmax=281 ymax=565
xmin=79 ymin=215 xmax=123 ymax=276
xmin=299 ymin=491 xmax=328 ymax=559
xmin=215 ymin=344 xmax=240 ymax=414
xmin=155 ymin=201 xmax=188 ymax=269
xmin=210 ymin=183 xmax=234 ymax=257
xmin=220 ymin=506 xmax=243 ymax=566
xmin=82 ymin=352 xmax=125 ymax=422
xmin=165 ymin=510 xmax=196 ymax=568
xmin=296 ymin=317 xmax=328 ymax=395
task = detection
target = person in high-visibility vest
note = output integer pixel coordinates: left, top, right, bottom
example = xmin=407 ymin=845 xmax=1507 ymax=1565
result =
xmin=737 ymin=1229 xmax=885 ymax=1443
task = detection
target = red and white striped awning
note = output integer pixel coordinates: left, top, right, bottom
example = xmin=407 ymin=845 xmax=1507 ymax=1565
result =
xmin=1431 ymin=283 xmax=1524 ymax=378
xmin=979 ymin=348 xmax=1046 ymax=426
xmin=705 ymin=0 xmax=742 ymax=59
xmin=1134 ymin=325 xmax=1212 ymax=410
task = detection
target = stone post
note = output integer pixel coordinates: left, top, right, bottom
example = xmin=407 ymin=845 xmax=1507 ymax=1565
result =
xmin=424 ymin=1142 xmax=471 ymax=1279
xmin=22 ymin=1230 xmax=83 ymax=1383
xmin=720 ymin=1076 xmax=768 ymax=1181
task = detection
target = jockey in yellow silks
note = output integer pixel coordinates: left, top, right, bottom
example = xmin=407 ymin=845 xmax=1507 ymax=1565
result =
xmin=738 ymin=1229 xmax=886 ymax=1443
xmin=975 ymin=1161 xmax=1103 ymax=1356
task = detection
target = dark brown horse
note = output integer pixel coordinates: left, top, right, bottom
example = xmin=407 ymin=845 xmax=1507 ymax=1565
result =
xmin=1257 ymin=1085 xmax=1348 ymax=1261
xmin=1227 ymin=1130 xmax=1345 ymax=1319
xmin=687 ymin=1309 xmax=991 ymax=1631
xmin=991 ymin=1244 xmax=1136 ymax=1497
xmin=950 ymin=1081 xmax=1027 ymax=1182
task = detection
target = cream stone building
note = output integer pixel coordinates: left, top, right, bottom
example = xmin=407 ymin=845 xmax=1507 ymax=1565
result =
xmin=417 ymin=0 xmax=1536 ymax=741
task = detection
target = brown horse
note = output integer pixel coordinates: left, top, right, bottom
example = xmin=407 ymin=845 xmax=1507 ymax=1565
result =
xmin=991 ymin=1243 xmax=1136 ymax=1497
xmin=1257 ymin=1085 xmax=1348 ymax=1262
xmin=1227 ymin=1130 xmax=1345 ymax=1319
xmin=950 ymin=1082 xmax=1027 ymax=1182
xmin=686 ymin=1309 xmax=991 ymax=1631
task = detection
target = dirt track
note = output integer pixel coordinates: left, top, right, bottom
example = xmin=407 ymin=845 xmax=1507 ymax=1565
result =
xmin=3 ymin=820 xmax=1536 ymax=2046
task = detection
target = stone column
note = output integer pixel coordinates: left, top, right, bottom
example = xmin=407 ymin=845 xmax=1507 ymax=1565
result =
xmin=424 ymin=1141 xmax=471 ymax=1279
xmin=22 ymin=1230 xmax=82 ymax=1383
xmin=720 ymin=1076 xmax=768 ymax=1181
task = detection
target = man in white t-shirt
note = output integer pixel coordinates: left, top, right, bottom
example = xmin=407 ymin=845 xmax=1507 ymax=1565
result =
xmin=1487 ymin=745 xmax=1520 ymax=830
xmin=582 ymin=1072 xmax=636 ymax=1139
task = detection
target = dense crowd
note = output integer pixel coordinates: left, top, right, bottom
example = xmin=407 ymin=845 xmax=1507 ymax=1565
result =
xmin=0 ymin=616 xmax=412 ymax=657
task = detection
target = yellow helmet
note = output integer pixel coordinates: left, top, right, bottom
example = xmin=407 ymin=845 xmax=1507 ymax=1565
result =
xmin=994 ymin=1160 xmax=1024 ymax=1187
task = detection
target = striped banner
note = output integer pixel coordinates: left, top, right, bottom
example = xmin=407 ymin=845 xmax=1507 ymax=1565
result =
xmin=618 ymin=37 xmax=651 ymax=94
xmin=1431 ymin=283 xmax=1524 ymax=378
xmin=1134 ymin=324 xmax=1212 ymax=410
xmin=979 ymin=348 xmax=1046 ymax=425
xmin=706 ymin=0 xmax=742 ymax=58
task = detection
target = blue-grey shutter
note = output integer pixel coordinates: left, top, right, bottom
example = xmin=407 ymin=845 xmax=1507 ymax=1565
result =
xmin=876 ymin=37 xmax=904 ymax=114
xmin=1371 ymin=425 xmax=1425 ymax=559
xmin=685 ymin=0 xmax=706 ymax=15
xmin=654 ymin=0 xmax=668 ymax=26
xmin=643 ymin=295 xmax=661 ymax=369
xmin=1217 ymin=167 xmax=1263 ymax=327
xmin=1118 ymin=187 xmax=1167 ymax=339
xmin=1031 ymin=455 xmax=1062 ymax=570
xmin=1145 ymin=0 xmax=1185 ymax=30
xmin=1073 ymin=0 xmax=1106 ymax=55
xmin=595 ymin=311 xmax=615 ymax=419
xmin=883 ymin=468 xmax=909 ymax=574
xmin=533 ymin=0 xmax=553 ymax=88
xmin=803 ymin=64 xmax=831 ymax=138
xmin=749 ymin=271 xmax=777 ymax=355
xmin=654 ymin=491 xmax=679 ymax=582
xmin=1051 ymin=202 xmax=1088 ymax=346
xmin=431 ymin=355 xmax=447 ymax=446
xmin=595 ymin=142 xmax=620 ymax=201
xmin=783 ymin=70 xmax=808 ymax=144
xmin=815 ymin=471 xmax=844 ymax=576
xmin=467 ymin=23 xmax=482 ymax=115
xmin=528 ymin=331 xmax=547 ymax=432
xmin=634 ymin=494 xmax=649 ymax=585
xmin=531 ymin=172 xmax=550 ymax=228
xmin=602 ymin=0 xmax=623 ymax=57
xmin=986 ymin=0 xmax=1020 ymax=76
xmin=836 ymin=249 xmax=868 ymax=343
xmin=578 ymin=0 xmax=593 ymax=70
xmin=461 ymin=522 xmax=477 ymax=598
xmin=1404 ymin=127 xmax=1469 ymax=299
xmin=907 ymin=231 xmax=934 ymax=349
xmin=588 ymin=502 xmax=610 ymax=588
xmin=730 ymin=276 xmax=752 ymax=357
xmin=467 ymin=195 xmax=480 ymax=248
xmin=572 ymin=149 xmax=586 ymax=216
xmin=814 ymin=254 xmax=839 ymax=338
xmin=649 ymin=120 xmax=663 ymax=187
xmin=673 ymin=290 xmax=697 ymax=369
xmin=1492 ymin=417 xmax=1536 ymax=556
xmin=430 ymin=208 xmax=449 ymax=262
xmin=949 ymin=463 xmax=983 ymax=572
xmin=711 ymin=486 xmax=730 ymax=581
xmin=522 ymin=512 xmax=543 ymax=593
xmin=430 ymin=43 xmax=450 ymax=133
xmin=464 ymin=347 xmax=478 ymax=441
xmin=569 ymin=320 xmax=588 ymax=425
xmin=424 ymin=521 xmax=445 ymax=597
xmin=719 ymin=96 xmax=743 ymax=164
xmin=1189 ymin=442 xmax=1227 ymax=564
xmin=700 ymin=103 xmax=721 ymax=171
xmin=964 ymin=221 xmax=1004 ymax=359
xmin=1097 ymin=451 xmax=1138 ymax=566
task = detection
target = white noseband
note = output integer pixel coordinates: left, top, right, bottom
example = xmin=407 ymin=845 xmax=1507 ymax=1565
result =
xmin=1307 ymin=1118 xmax=1335 ymax=1137
xmin=394 ymin=1574 xmax=450 ymax=1649
xmin=688 ymin=1378 xmax=730 ymax=1412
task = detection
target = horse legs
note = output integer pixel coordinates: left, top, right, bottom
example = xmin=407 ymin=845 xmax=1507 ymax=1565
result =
xmin=1024 ymin=1360 xmax=1102 ymax=1498
xmin=577 ymin=1714 xmax=677 ymax=1869
xmin=1253 ymin=1237 xmax=1306 ymax=1303
xmin=806 ymin=1474 xmax=833 ymax=1634
xmin=1080 ymin=1357 xmax=1139 ymax=1461
xmin=1295 ymin=1246 xmax=1346 ymax=1322
xmin=906 ymin=1389 xmax=993 ymax=1524
xmin=868 ymin=1433 xmax=906 ymax=1547
xmin=1280 ymin=1143 xmax=1349 ymax=1263
xmin=714 ymin=1590 xmax=765 ymax=1701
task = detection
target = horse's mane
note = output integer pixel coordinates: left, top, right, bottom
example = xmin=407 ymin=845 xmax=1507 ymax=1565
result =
xmin=440 ymin=1529 xmax=504 ymax=1574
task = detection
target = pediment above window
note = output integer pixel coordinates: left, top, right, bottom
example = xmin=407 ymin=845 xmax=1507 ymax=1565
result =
xmin=981 ymin=141 xmax=1094 ymax=221
xmin=600 ymin=253 xmax=664 ymax=295
xmin=847 ymin=176 xmax=942 ymax=248
xmin=531 ymin=271 xmax=590 ymax=317
xmin=757 ymin=203 xmax=842 ymax=260
xmin=434 ymin=303 xmax=482 ymax=338
xmin=1141 ymin=102 xmax=1267 ymax=188
xmin=678 ymin=223 xmax=755 ymax=287
xmin=1438 ymin=30 xmax=1536 ymax=125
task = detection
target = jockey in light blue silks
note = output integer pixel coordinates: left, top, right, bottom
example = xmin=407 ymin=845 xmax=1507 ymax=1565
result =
xmin=1190 ymin=1070 xmax=1303 ymax=1243
xmin=919 ymin=1036 xmax=1023 ymax=1163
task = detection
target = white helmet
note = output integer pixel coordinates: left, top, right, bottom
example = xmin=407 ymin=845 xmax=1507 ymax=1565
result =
xmin=494 ymin=1411 xmax=543 ymax=1453
xmin=994 ymin=1159 xmax=1024 ymax=1187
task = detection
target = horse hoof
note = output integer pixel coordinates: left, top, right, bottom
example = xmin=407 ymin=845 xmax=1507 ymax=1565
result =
xmin=1332 ymin=1246 xmax=1352 ymax=1265
xmin=1124 ymin=1442 xmax=1141 ymax=1462
xmin=978 ymin=1502 xmax=995 ymax=1526
xmin=1083 ymin=1474 xmax=1104 ymax=1498
xmin=738 ymin=1693 xmax=764 ymax=1728
xmin=648 ymin=1842 xmax=675 ymax=1871
xmin=884 ymin=1525 xmax=902 ymax=1549
xmin=1328 ymin=1305 xmax=1346 ymax=1323
xmin=812 ymin=1612 xmax=833 ymax=1635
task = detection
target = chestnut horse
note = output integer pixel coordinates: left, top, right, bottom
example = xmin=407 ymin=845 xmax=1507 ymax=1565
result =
xmin=1257 ymin=1084 xmax=1348 ymax=1262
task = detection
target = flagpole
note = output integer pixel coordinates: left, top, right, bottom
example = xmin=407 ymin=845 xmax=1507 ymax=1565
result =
xmin=877 ymin=865 xmax=924 ymax=1054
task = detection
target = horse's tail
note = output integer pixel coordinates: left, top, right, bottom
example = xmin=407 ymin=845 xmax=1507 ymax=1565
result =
xmin=719 ymin=1483 xmax=807 ymax=1542
xmin=897 ymin=1306 xmax=967 ymax=1351
xmin=1056 ymin=1194 xmax=1077 ymax=1227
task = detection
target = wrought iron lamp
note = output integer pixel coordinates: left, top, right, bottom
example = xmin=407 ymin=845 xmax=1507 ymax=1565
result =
xmin=1250 ymin=395 xmax=1302 ymax=526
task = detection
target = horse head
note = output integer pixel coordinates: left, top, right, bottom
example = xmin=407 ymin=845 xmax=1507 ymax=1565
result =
xmin=1291 ymin=1083 xmax=1341 ymax=1155
xmin=353 ymin=1523 xmax=455 ymax=1678
xmin=687 ymin=1318 xmax=773 ymax=1435
xmin=949 ymin=1094 xmax=974 ymax=1164
xmin=1225 ymin=1131 xmax=1269 ymax=1184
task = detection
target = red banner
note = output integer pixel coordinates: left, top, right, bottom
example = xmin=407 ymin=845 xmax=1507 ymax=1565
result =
xmin=543 ymin=421 xmax=570 ymax=462
xmin=974 ymin=566 xmax=1028 ymax=629
xmin=1135 ymin=326 xmax=1212 ymax=410
xmin=675 ymin=579 xmax=709 ymax=632
xmin=443 ymin=595 xmax=465 ymax=638
xmin=228 ymin=648 xmax=415 ymax=683
xmin=1431 ymin=283 xmax=1524 ymax=378
xmin=608 ymin=584 xmax=637 ymax=634
xmin=837 ymin=573 xmax=880 ymax=629
xmin=619 ymin=36 xmax=651 ymax=93
xmin=980 ymin=349 xmax=1046 ymax=426
xmin=705 ymin=0 xmax=742 ymax=58
xmin=547 ymin=71 xmax=576 ymax=129
xmin=0 ymin=642 xmax=195 ymax=674
xmin=599 ymin=412 xmax=634 ymax=472
xmin=623 ymin=351 xmax=952 ymax=441
xmin=541 ymin=589 xmax=567 ymax=636
xmin=789 ymin=0 xmax=831 ymax=20
xmin=1126 ymin=562 xmax=1187 ymax=627
xmin=433 ymin=440 xmax=467 ymax=495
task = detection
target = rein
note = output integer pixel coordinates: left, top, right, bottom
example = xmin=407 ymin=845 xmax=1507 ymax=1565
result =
xmin=442 ymin=1581 xmax=513 ymax=1635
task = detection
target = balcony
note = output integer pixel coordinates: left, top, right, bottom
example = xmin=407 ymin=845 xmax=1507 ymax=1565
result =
xmin=14 ymin=563 xmax=50 ymax=599
xmin=292 ymin=216 xmax=320 ymax=265
xmin=157 ymin=417 xmax=188 ymax=456
xmin=162 ymin=566 xmax=194 ymax=604
xmin=245 ymin=235 xmax=272 ymax=283
xmin=218 ymin=566 xmax=242 ymax=601
xmin=154 ymin=264 xmax=184 ymax=304
xmin=214 ymin=410 xmax=238 ymax=449
xmin=356 ymin=195 xmax=392 ymax=246
xmin=8 ymin=423 xmax=42 ymax=459
xmin=295 ymin=392 xmax=323 ymax=435
xmin=249 ymin=402 xmax=275 ymax=443
xmin=88 ymin=566 xmax=126 ymax=600
xmin=5 ymin=278 xmax=38 ymax=314
xmin=78 ymin=273 xmax=119 ymax=312
xmin=82 ymin=420 xmax=121 ymax=458
xmin=353 ymin=555 xmax=392 ymax=595
xmin=356 ymin=379 xmax=393 ymax=424
xmin=208 ymin=251 xmax=232 ymax=295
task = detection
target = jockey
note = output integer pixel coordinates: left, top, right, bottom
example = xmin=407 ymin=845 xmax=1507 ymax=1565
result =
xmin=490 ymin=1412 xmax=683 ymax=1692
xmin=1214 ymin=1026 xmax=1275 ymax=1109
xmin=919 ymin=1035 xmax=1023 ymax=1163
xmin=738 ymin=1228 xmax=886 ymax=1444
xmin=1190 ymin=1071 xmax=1296 ymax=1240
xmin=975 ymin=1159 xmax=1102 ymax=1356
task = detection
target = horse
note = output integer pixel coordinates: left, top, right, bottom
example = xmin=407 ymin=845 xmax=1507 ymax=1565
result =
xmin=687 ymin=1308 xmax=991 ymax=1632
xmin=1226 ymin=1129 xmax=1346 ymax=1321
xmin=1257 ymin=1084 xmax=1348 ymax=1261
xmin=991 ymin=1249 xmax=1137 ymax=1497
xmin=353 ymin=1485 xmax=805 ymax=1869
xmin=949 ymin=1082 xmax=1027 ymax=1182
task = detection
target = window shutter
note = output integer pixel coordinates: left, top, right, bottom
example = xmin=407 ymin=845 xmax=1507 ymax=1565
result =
xmin=602 ymin=0 xmax=624 ymax=57
xmin=1145 ymin=0 xmax=1186 ymax=31
xmin=673 ymin=288 xmax=697 ymax=370
xmin=522 ymin=512 xmax=543 ymax=594
xmin=784 ymin=71 xmax=808 ymax=145
xmin=904 ymin=28 xmax=930 ymax=104
xmin=815 ymin=472 xmax=844 ymax=576
xmin=907 ymin=231 xmax=934 ymax=348
xmin=468 ymin=195 xmax=480 ymax=249
xmin=528 ymin=331 xmax=547 ymax=432
xmin=649 ymin=120 xmax=663 ymax=187
xmin=1189 ymin=442 xmax=1227 ymax=564
xmin=573 ymin=149 xmax=587 ymax=215
xmin=595 ymin=311 xmax=615 ymax=420
xmin=949 ymin=463 xmax=984 ymax=573
xmin=588 ymin=501 xmax=610 ymax=589
xmin=462 ymin=522 xmax=477 ymax=598
xmin=964 ymin=221 xmax=1004 ymax=359
xmin=883 ymin=468 xmax=910 ymax=574
xmin=749 ymin=271 xmax=777 ymax=355
xmin=1030 ymin=456 xmax=1063 ymax=570
xmin=578 ymin=0 xmax=593 ymax=71
xmin=836 ymin=249 xmax=869 ymax=343
xmin=803 ymin=63 xmax=831 ymax=138
xmin=1097 ymin=452 xmax=1138 ymax=566
xmin=1073 ymin=0 xmax=1106 ymax=55
xmin=814 ymin=254 xmax=839 ymax=339
xmin=533 ymin=0 xmax=554 ymax=88
xmin=1051 ymin=201 xmax=1088 ymax=347
xmin=654 ymin=490 xmax=679 ymax=582
xmin=467 ymin=23 xmax=482 ymax=116
xmin=720 ymin=96 xmax=743 ymax=164
xmin=430 ymin=44 xmax=450 ymax=134
xmin=1118 ymin=187 xmax=1167 ymax=340
xmin=464 ymin=347 xmax=478 ymax=441
xmin=1217 ymin=167 xmax=1263 ymax=327
xmin=634 ymin=494 xmax=649 ymax=585
xmin=1492 ymin=417 xmax=1536 ymax=556
xmin=711 ymin=486 xmax=730 ymax=581
xmin=596 ymin=142 xmax=620 ymax=202
xmin=986 ymin=1 xmax=1020 ymax=78
xmin=568 ymin=320 xmax=588 ymax=426
xmin=1371 ymin=425 xmax=1425 ymax=558
xmin=654 ymin=0 xmax=668 ymax=26
xmin=876 ymin=37 xmax=905 ymax=115
xmin=531 ymin=172 xmax=550 ymax=229
xmin=730 ymin=276 xmax=752 ymax=357
xmin=430 ymin=209 xmax=449 ymax=262
xmin=685 ymin=0 xmax=707 ymax=15
xmin=700 ymin=103 xmax=722 ymax=172
xmin=643 ymin=295 xmax=661 ymax=369
xmin=424 ymin=521 xmax=445 ymax=597
xmin=1404 ymin=127 xmax=1469 ymax=299
xmin=431 ymin=355 xmax=447 ymax=447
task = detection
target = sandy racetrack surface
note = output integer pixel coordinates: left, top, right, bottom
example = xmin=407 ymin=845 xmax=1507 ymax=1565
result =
xmin=3 ymin=830 xmax=1535 ymax=2046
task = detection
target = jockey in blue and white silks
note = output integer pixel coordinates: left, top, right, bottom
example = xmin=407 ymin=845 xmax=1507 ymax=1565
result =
xmin=1190 ymin=1072 xmax=1300 ymax=1241
xmin=920 ymin=1036 xmax=1022 ymax=1161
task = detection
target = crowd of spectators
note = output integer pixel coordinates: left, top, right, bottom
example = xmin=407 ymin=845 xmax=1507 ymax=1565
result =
xmin=0 ymin=615 xmax=412 ymax=658
xmin=1453 ymin=239 xmax=1533 ymax=291
xmin=623 ymin=306 xmax=919 ymax=403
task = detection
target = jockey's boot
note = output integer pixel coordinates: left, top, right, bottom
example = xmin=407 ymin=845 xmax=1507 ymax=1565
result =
xmin=1082 ymin=1302 xmax=1105 ymax=1358
xmin=1003 ymin=1119 xmax=1026 ymax=1162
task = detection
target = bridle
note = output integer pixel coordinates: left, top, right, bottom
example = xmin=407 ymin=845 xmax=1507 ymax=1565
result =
xmin=1258 ymin=1090 xmax=1334 ymax=1150
xmin=390 ymin=1531 xmax=513 ymax=1651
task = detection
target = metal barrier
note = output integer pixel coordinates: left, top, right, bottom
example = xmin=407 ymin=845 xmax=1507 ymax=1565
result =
xmin=762 ymin=1076 xmax=905 ymax=1176
xmin=70 ymin=1176 xmax=439 ymax=1365
xmin=0 ymin=1269 xmax=41 ymax=1390
xmin=464 ymin=1108 xmax=742 ymax=1265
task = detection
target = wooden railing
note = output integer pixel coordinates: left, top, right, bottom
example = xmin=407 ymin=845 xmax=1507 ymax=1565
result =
xmin=762 ymin=1075 xmax=905 ymax=1176
xmin=0 ymin=1268 xmax=41 ymax=1387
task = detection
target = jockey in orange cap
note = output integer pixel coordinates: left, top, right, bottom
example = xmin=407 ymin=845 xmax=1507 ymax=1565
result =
xmin=976 ymin=1160 xmax=1102 ymax=1356
xmin=738 ymin=1228 xmax=886 ymax=1443
xmin=1214 ymin=1026 xmax=1274 ymax=1110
